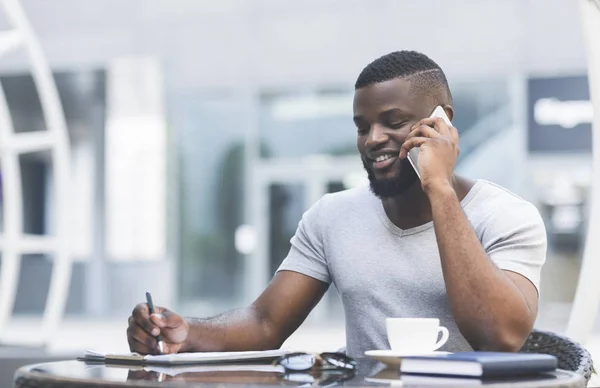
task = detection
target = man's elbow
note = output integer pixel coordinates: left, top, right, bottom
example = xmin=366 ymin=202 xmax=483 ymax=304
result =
xmin=490 ymin=331 xmax=528 ymax=352
xmin=250 ymin=304 xmax=287 ymax=350
xmin=476 ymin=327 xmax=530 ymax=353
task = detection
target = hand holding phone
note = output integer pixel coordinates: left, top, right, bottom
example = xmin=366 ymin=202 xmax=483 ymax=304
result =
xmin=406 ymin=106 xmax=452 ymax=180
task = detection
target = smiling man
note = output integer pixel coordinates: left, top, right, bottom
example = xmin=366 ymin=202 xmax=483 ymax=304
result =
xmin=127 ymin=51 xmax=547 ymax=358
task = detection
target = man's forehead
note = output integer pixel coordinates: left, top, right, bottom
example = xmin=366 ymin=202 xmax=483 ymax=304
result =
xmin=353 ymin=77 xmax=422 ymax=114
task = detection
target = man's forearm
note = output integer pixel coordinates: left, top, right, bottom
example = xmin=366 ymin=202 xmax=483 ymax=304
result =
xmin=427 ymin=183 xmax=534 ymax=351
xmin=182 ymin=306 xmax=281 ymax=352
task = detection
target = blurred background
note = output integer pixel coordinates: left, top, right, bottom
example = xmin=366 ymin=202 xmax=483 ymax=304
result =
xmin=0 ymin=0 xmax=598 ymax=383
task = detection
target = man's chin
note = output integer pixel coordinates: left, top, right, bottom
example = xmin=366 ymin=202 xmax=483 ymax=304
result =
xmin=361 ymin=157 xmax=419 ymax=198
xmin=368 ymin=174 xmax=420 ymax=198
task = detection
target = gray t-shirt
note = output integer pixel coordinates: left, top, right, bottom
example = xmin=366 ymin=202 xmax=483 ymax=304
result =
xmin=277 ymin=180 xmax=547 ymax=358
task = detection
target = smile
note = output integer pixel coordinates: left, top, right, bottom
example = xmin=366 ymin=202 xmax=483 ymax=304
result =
xmin=371 ymin=153 xmax=397 ymax=170
xmin=375 ymin=154 xmax=395 ymax=162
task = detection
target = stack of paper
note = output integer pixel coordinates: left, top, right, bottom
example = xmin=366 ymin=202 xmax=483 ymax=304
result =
xmin=81 ymin=349 xmax=291 ymax=366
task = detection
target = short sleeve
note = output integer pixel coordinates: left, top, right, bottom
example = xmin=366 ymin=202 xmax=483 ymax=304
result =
xmin=482 ymin=201 xmax=547 ymax=293
xmin=276 ymin=196 xmax=331 ymax=284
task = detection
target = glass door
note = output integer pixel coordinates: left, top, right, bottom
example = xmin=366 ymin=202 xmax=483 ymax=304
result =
xmin=247 ymin=155 xmax=366 ymax=322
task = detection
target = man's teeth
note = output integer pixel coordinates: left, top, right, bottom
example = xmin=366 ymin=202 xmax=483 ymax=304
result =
xmin=375 ymin=154 xmax=395 ymax=162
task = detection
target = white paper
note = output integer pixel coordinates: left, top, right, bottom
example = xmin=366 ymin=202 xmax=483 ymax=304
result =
xmin=82 ymin=348 xmax=291 ymax=365
xmin=145 ymin=363 xmax=285 ymax=376
xmin=144 ymin=349 xmax=290 ymax=365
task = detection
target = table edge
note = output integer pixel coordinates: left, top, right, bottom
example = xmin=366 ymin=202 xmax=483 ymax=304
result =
xmin=12 ymin=361 xmax=588 ymax=388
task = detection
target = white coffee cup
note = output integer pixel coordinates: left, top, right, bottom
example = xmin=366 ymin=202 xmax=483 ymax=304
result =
xmin=386 ymin=318 xmax=449 ymax=353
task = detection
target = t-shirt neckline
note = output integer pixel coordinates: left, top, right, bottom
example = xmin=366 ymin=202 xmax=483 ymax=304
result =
xmin=374 ymin=180 xmax=484 ymax=237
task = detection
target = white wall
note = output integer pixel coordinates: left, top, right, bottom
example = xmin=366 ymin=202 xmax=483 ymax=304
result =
xmin=1 ymin=0 xmax=588 ymax=316
xmin=0 ymin=0 xmax=587 ymax=86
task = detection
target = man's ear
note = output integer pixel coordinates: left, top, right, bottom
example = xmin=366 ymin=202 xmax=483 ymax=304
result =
xmin=443 ymin=105 xmax=454 ymax=122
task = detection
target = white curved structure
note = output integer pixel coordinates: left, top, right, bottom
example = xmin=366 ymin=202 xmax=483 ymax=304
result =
xmin=566 ymin=0 xmax=600 ymax=343
xmin=0 ymin=0 xmax=72 ymax=346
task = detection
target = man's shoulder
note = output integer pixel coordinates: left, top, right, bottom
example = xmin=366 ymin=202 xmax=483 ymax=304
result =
xmin=465 ymin=180 xmax=544 ymax=230
xmin=318 ymin=185 xmax=376 ymax=210
xmin=468 ymin=180 xmax=534 ymax=207
xmin=299 ymin=185 xmax=378 ymax=234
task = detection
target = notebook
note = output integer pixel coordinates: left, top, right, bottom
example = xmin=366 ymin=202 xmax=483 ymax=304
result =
xmin=399 ymin=352 xmax=557 ymax=377
xmin=366 ymin=366 xmax=483 ymax=386
xmin=80 ymin=349 xmax=291 ymax=365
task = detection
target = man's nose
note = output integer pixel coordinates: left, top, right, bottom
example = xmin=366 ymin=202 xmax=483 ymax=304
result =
xmin=365 ymin=124 xmax=389 ymax=148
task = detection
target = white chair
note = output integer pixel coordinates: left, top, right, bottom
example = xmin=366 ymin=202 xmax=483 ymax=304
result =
xmin=0 ymin=0 xmax=72 ymax=347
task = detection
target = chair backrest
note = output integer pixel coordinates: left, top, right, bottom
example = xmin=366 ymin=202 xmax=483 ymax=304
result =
xmin=520 ymin=329 xmax=594 ymax=382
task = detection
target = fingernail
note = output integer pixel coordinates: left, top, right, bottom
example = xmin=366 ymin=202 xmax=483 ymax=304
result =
xmin=152 ymin=328 xmax=160 ymax=336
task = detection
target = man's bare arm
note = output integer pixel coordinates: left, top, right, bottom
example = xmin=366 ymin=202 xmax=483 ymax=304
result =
xmin=427 ymin=185 xmax=538 ymax=351
xmin=183 ymin=270 xmax=328 ymax=351
xmin=128 ymin=271 xmax=328 ymax=354
xmin=400 ymin=116 xmax=540 ymax=352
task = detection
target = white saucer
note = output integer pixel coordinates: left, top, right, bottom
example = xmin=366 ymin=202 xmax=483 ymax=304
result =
xmin=364 ymin=377 xmax=404 ymax=386
xmin=364 ymin=350 xmax=450 ymax=366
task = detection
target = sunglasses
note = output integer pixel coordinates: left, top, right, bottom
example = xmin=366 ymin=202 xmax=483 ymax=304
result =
xmin=275 ymin=352 xmax=357 ymax=372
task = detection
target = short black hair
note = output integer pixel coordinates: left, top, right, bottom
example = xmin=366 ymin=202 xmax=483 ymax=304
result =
xmin=355 ymin=50 xmax=452 ymax=104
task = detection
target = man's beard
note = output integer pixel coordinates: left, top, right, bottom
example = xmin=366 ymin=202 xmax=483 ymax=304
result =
xmin=362 ymin=157 xmax=419 ymax=198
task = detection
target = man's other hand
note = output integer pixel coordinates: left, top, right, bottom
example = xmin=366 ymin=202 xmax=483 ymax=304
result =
xmin=127 ymin=303 xmax=189 ymax=355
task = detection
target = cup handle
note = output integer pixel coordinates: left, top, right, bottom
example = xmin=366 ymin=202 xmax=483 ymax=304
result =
xmin=433 ymin=326 xmax=449 ymax=350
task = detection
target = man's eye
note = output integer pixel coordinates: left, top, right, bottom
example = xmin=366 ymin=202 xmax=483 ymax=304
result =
xmin=389 ymin=121 xmax=407 ymax=129
xmin=357 ymin=127 xmax=369 ymax=135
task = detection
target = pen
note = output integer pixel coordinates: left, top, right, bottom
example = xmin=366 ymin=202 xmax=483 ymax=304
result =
xmin=145 ymin=291 xmax=165 ymax=354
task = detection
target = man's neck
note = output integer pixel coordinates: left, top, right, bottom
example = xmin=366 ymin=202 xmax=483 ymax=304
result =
xmin=380 ymin=175 xmax=473 ymax=230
